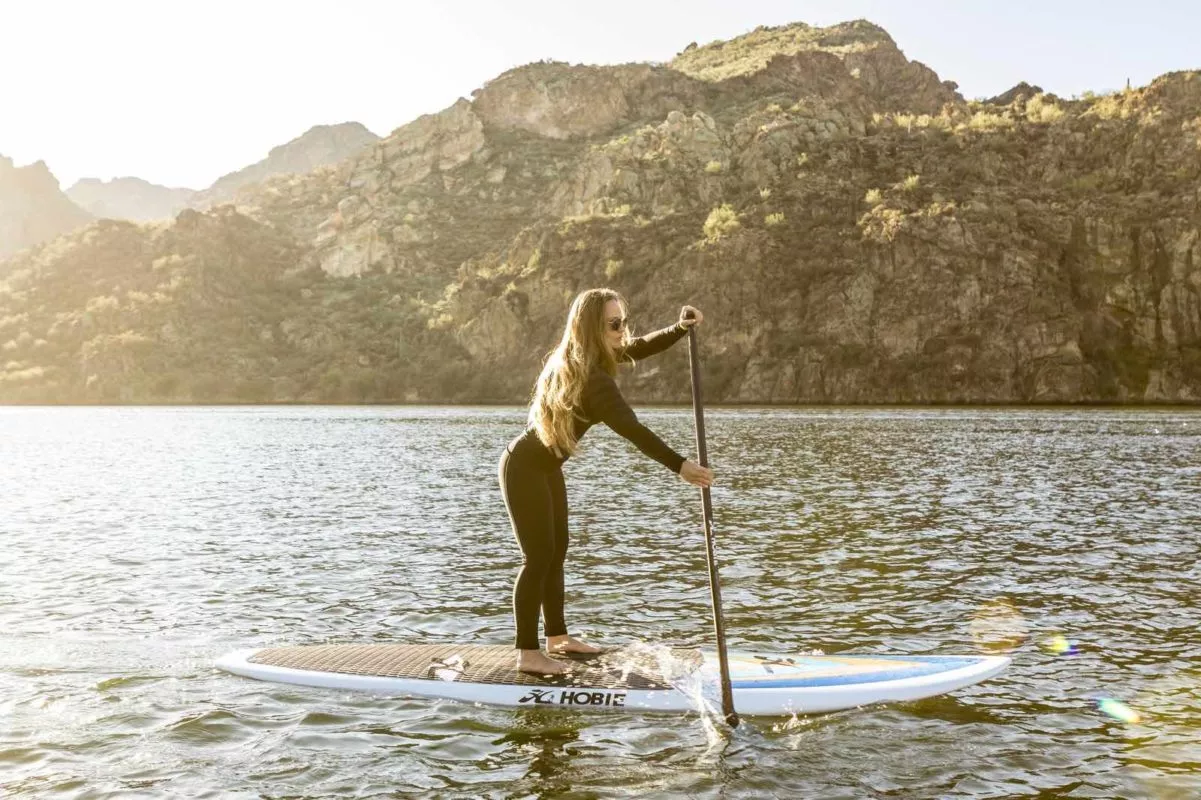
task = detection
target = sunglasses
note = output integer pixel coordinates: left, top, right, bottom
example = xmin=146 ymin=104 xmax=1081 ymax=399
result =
xmin=606 ymin=316 xmax=628 ymax=332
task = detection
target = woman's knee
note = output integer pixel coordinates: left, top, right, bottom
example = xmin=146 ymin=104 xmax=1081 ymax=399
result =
xmin=519 ymin=551 xmax=555 ymax=577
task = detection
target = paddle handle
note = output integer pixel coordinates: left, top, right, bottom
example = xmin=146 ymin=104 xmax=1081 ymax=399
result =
xmin=685 ymin=313 xmax=739 ymax=727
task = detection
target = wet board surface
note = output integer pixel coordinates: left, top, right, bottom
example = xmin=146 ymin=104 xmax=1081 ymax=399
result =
xmin=217 ymin=643 xmax=1010 ymax=716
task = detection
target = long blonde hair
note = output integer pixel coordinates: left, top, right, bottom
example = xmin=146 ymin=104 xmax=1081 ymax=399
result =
xmin=529 ymin=288 xmax=628 ymax=457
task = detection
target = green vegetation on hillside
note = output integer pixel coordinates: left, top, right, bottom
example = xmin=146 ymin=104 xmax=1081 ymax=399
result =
xmin=1 ymin=24 xmax=1198 ymax=405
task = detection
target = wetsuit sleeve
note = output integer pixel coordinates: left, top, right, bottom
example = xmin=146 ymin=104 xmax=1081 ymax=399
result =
xmin=620 ymin=322 xmax=689 ymax=363
xmin=584 ymin=371 xmax=686 ymax=473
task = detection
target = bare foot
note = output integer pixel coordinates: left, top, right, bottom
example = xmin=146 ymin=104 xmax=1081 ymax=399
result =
xmin=517 ymin=649 xmax=569 ymax=675
xmin=547 ymin=634 xmax=602 ymax=654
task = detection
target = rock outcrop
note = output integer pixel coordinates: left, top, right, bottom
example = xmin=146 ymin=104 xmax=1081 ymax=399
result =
xmin=472 ymin=62 xmax=710 ymax=140
xmin=671 ymin=20 xmax=960 ymax=113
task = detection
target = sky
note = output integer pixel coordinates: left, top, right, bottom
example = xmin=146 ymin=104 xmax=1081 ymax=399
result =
xmin=1 ymin=0 xmax=1197 ymax=191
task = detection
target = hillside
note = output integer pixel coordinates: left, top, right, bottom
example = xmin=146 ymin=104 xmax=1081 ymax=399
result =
xmin=0 ymin=21 xmax=1197 ymax=404
xmin=189 ymin=122 xmax=380 ymax=209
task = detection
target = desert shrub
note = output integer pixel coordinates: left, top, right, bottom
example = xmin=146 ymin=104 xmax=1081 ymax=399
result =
xmin=703 ymin=204 xmax=741 ymax=242
xmin=966 ymin=112 xmax=1014 ymax=131
xmin=1026 ymin=94 xmax=1066 ymax=123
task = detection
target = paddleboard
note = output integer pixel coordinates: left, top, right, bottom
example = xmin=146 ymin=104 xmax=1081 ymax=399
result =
xmin=216 ymin=643 xmax=1008 ymax=716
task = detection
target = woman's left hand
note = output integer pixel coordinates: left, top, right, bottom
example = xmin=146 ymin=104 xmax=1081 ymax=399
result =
xmin=679 ymin=306 xmax=704 ymax=328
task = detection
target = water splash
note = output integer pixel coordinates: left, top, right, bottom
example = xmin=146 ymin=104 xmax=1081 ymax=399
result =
xmin=430 ymin=654 xmax=467 ymax=682
xmin=606 ymin=642 xmax=732 ymax=747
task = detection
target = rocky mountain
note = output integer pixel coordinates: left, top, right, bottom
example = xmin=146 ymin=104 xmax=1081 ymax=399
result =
xmin=0 ymin=21 xmax=1197 ymax=405
xmin=189 ymin=122 xmax=380 ymax=209
xmin=66 ymin=176 xmax=196 ymax=222
xmin=0 ymin=156 xmax=92 ymax=260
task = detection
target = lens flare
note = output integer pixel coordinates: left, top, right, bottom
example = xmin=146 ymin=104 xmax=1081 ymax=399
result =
xmin=1097 ymin=697 xmax=1142 ymax=725
xmin=1041 ymin=634 xmax=1079 ymax=656
xmin=969 ymin=599 xmax=1029 ymax=653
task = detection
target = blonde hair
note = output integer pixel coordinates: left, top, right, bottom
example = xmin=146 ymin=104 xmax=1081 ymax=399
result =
xmin=529 ymin=288 xmax=629 ymax=457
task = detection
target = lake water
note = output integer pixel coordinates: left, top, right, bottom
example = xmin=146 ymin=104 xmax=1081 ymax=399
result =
xmin=1 ymin=406 xmax=1198 ymax=799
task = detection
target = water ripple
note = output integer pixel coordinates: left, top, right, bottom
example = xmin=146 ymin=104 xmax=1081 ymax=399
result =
xmin=0 ymin=406 xmax=1198 ymax=798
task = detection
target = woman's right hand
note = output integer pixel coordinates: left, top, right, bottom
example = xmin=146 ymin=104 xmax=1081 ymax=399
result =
xmin=679 ymin=459 xmax=714 ymax=488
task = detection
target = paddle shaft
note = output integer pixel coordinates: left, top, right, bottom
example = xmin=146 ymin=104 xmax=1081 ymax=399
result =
xmin=685 ymin=320 xmax=739 ymax=727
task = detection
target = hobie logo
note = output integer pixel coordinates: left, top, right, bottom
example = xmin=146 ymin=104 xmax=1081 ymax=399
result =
xmin=559 ymin=690 xmax=626 ymax=707
xmin=518 ymin=689 xmax=556 ymax=704
xmin=517 ymin=689 xmax=628 ymax=707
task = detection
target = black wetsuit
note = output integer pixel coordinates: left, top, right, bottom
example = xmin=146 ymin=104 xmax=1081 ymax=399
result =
xmin=498 ymin=323 xmax=690 ymax=650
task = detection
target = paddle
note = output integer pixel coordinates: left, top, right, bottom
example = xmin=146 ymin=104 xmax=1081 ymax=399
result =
xmin=684 ymin=310 xmax=739 ymax=727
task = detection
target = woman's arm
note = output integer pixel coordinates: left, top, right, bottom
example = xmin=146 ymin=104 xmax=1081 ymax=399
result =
xmin=584 ymin=371 xmax=685 ymax=472
xmin=620 ymin=306 xmax=704 ymax=363
xmin=620 ymin=322 xmax=689 ymax=363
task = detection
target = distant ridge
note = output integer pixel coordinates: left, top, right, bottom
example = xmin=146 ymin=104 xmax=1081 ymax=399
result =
xmin=67 ymin=176 xmax=195 ymax=222
xmin=0 ymin=155 xmax=92 ymax=259
xmin=61 ymin=122 xmax=380 ymax=224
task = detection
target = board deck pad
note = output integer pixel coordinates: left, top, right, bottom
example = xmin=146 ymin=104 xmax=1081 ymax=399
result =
xmin=248 ymin=643 xmax=697 ymax=690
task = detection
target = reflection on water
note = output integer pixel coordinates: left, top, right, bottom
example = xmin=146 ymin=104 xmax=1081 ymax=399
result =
xmin=0 ymin=405 xmax=1198 ymax=798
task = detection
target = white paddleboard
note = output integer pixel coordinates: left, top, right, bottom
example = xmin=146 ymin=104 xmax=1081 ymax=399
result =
xmin=216 ymin=643 xmax=1008 ymax=716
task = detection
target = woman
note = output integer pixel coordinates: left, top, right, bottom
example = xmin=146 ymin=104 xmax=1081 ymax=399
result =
xmin=498 ymin=288 xmax=714 ymax=675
